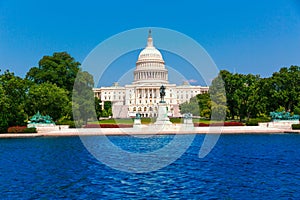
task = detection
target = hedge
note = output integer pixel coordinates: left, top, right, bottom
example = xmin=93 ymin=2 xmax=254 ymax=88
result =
xmin=7 ymin=126 xmax=37 ymax=133
xmin=56 ymin=120 xmax=76 ymax=128
xmin=85 ymin=124 xmax=133 ymax=128
xmin=23 ymin=127 xmax=37 ymax=133
xmin=292 ymin=124 xmax=300 ymax=130
xmin=246 ymin=120 xmax=259 ymax=126
xmin=7 ymin=126 xmax=27 ymax=133
xmin=194 ymin=121 xmax=244 ymax=127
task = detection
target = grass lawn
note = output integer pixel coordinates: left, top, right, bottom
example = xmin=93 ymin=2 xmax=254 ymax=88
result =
xmin=89 ymin=118 xmax=134 ymax=124
xmin=88 ymin=118 xmax=222 ymax=125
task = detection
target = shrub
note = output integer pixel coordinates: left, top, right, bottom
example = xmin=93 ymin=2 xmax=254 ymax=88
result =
xmin=7 ymin=126 xmax=27 ymax=133
xmin=292 ymin=124 xmax=300 ymax=130
xmin=194 ymin=121 xmax=244 ymax=127
xmin=56 ymin=120 xmax=76 ymax=128
xmin=224 ymin=121 xmax=244 ymax=126
xmin=141 ymin=118 xmax=152 ymax=124
xmin=0 ymin=120 xmax=9 ymax=133
xmin=22 ymin=127 xmax=37 ymax=133
xmin=170 ymin=118 xmax=182 ymax=123
xmin=194 ymin=123 xmax=209 ymax=127
xmin=246 ymin=120 xmax=259 ymax=126
xmin=85 ymin=124 xmax=133 ymax=128
xmin=85 ymin=124 xmax=101 ymax=128
xmin=0 ymin=126 xmax=8 ymax=133
xmin=255 ymin=117 xmax=271 ymax=123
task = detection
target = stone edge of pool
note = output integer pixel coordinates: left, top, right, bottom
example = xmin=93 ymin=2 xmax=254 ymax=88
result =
xmin=1 ymin=126 xmax=300 ymax=138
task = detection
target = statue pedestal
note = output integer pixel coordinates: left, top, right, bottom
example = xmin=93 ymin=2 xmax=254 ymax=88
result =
xmin=183 ymin=113 xmax=194 ymax=127
xmin=183 ymin=118 xmax=193 ymax=126
xmin=133 ymin=113 xmax=142 ymax=128
xmin=133 ymin=118 xmax=142 ymax=128
xmin=154 ymin=102 xmax=172 ymax=126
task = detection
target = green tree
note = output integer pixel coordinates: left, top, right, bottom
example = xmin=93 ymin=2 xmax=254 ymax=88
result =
xmin=0 ymin=70 xmax=29 ymax=127
xmin=0 ymin=84 xmax=9 ymax=132
xmin=26 ymin=82 xmax=70 ymax=121
xmin=234 ymin=74 xmax=262 ymax=120
xmin=218 ymin=70 xmax=268 ymax=121
xmin=219 ymin=70 xmax=239 ymax=119
xmin=197 ymin=93 xmax=211 ymax=118
xmin=179 ymin=93 xmax=212 ymax=118
xmin=72 ymin=70 xmax=95 ymax=125
xmin=26 ymin=52 xmax=80 ymax=96
xmin=103 ymin=101 xmax=112 ymax=117
xmin=268 ymin=66 xmax=300 ymax=112
xmin=179 ymin=97 xmax=200 ymax=116
xmin=209 ymin=72 xmax=227 ymax=121
xmin=95 ymin=97 xmax=102 ymax=119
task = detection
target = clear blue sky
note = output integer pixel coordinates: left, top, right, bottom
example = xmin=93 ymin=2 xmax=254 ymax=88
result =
xmin=1 ymin=0 xmax=300 ymax=82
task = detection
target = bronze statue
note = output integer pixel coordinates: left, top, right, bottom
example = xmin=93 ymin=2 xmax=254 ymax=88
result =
xmin=160 ymin=85 xmax=166 ymax=102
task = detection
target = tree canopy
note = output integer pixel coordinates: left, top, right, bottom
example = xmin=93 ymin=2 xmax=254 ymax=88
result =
xmin=26 ymin=82 xmax=70 ymax=121
xmin=0 ymin=70 xmax=29 ymax=128
xmin=180 ymin=65 xmax=300 ymax=121
xmin=1 ymin=51 xmax=299 ymax=132
xmin=0 ymin=52 xmax=95 ymax=132
xmin=26 ymin=52 xmax=80 ymax=95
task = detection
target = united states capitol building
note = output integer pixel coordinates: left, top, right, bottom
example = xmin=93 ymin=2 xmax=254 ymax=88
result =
xmin=93 ymin=31 xmax=209 ymax=118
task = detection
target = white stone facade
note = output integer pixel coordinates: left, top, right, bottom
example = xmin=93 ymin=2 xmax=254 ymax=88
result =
xmin=93 ymin=31 xmax=209 ymax=118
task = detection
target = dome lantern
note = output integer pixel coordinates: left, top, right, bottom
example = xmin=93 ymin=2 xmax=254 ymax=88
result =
xmin=134 ymin=30 xmax=168 ymax=84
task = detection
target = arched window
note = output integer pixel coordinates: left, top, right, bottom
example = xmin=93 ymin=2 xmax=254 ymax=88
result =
xmin=133 ymin=107 xmax=136 ymax=111
xmin=144 ymin=107 xmax=147 ymax=112
xmin=138 ymin=107 xmax=142 ymax=111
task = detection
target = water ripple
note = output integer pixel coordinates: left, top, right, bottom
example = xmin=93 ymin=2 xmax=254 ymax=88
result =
xmin=1 ymin=135 xmax=300 ymax=199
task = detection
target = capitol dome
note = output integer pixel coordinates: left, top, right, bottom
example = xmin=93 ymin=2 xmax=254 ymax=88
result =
xmin=136 ymin=30 xmax=165 ymax=67
xmin=138 ymin=46 xmax=163 ymax=61
xmin=133 ymin=30 xmax=168 ymax=84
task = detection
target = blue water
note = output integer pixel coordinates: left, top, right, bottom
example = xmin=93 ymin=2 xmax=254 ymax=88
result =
xmin=1 ymin=134 xmax=300 ymax=199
